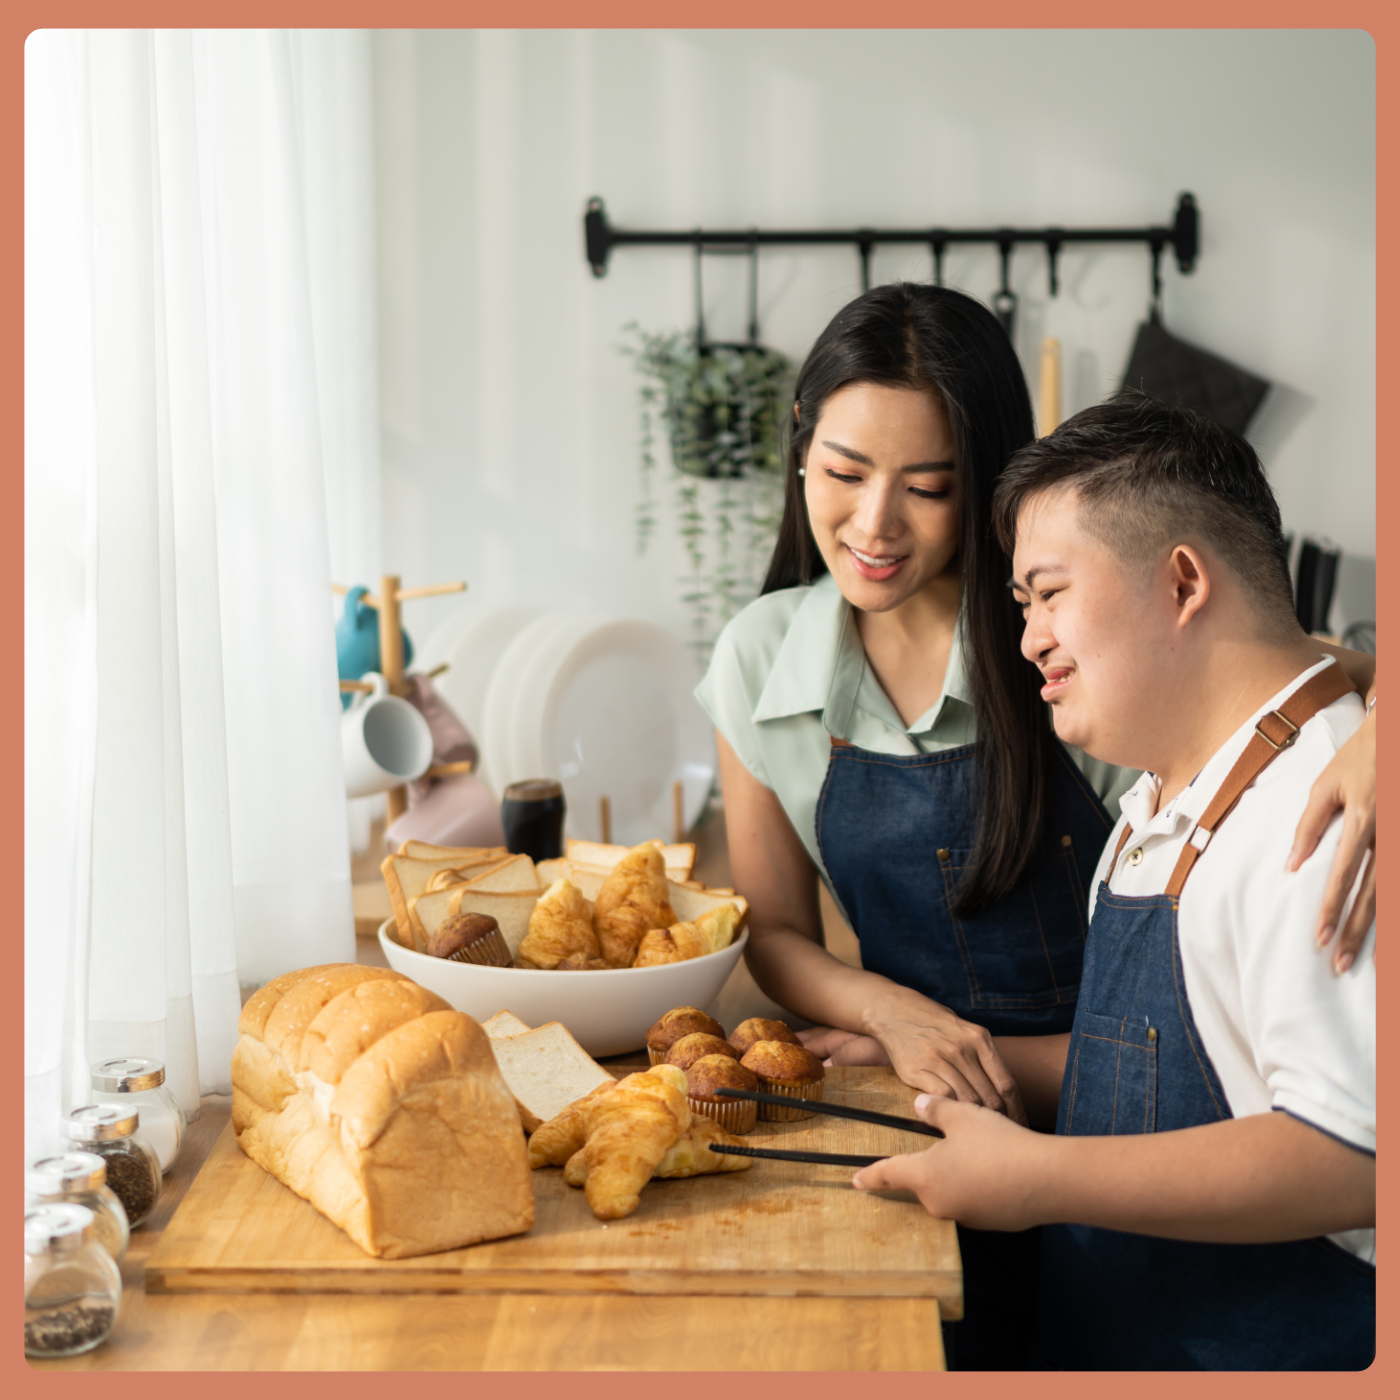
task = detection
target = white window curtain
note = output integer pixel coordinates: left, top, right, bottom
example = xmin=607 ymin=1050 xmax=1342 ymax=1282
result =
xmin=25 ymin=28 xmax=383 ymax=1159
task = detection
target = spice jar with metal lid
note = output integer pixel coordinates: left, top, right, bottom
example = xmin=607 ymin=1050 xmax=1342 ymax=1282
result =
xmin=25 ymin=1203 xmax=122 ymax=1358
xmin=60 ymin=1104 xmax=161 ymax=1228
xmin=26 ymin=1152 xmax=130 ymax=1261
xmin=90 ymin=1056 xmax=186 ymax=1173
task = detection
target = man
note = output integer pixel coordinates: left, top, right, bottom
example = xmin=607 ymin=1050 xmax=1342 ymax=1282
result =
xmin=854 ymin=393 xmax=1375 ymax=1369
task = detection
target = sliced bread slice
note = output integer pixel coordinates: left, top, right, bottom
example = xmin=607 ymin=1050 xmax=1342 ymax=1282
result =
xmin=459 ymin=853 xmax=539 ymax=893
xmin=401 ymin=841 xmax=508 ymax=861
xmin=482 ymin=1010 xmax=533 ymax=1039
xmin=488 ymin=1021 xmax=616 ymax=1133
xmin=566 ymin=839 xmax=696 ymax=879
xmin=448 ymin=888 xmax=540 ymax=956
xmin=382 ymin=852 xmax=503 ymax=945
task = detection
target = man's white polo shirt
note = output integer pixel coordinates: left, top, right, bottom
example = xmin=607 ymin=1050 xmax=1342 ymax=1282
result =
xmin=1087 ymin=656 xmax=1375 ymax=1263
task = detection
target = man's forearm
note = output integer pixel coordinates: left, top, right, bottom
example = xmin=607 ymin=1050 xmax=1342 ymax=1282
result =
xmin=1028 ymin=1111 xmax=1374 ymax=1242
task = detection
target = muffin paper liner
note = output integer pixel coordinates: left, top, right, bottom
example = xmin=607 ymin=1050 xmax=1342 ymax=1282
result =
xmin=445 ymin=928 xmax=512 ymax=968
xmin=688 ymin=1095 xmax=757 ymax=1135
xmin=755 ymin=1076 xmax=825 ymax=1121
xmin=647 ymin=1047 xmax=666 ymax=1066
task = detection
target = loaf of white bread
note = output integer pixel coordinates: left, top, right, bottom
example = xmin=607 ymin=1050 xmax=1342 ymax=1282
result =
xmin=231 ymin=964 xmax=534 ymax=1258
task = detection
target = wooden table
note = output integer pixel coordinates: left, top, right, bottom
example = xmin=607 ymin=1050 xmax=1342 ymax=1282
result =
xmin=34 ymin=1093 xmax=947 ymax=1370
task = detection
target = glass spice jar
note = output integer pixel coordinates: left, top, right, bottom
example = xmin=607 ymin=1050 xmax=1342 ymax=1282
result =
xmin=26 ymin=1152 xmax=131 ymax=1262
xmin=90 ymin=1057 xmax=186 ymax=1173
xmin=61 ymin=1104 xmax=161 ymax=1229
xmin=24 ymin=1204 xmax=122 ymax=1359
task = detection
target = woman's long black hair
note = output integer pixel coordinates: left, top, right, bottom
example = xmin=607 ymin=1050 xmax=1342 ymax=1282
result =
xmin=761 ymin=283 xmax=1048 ymax=915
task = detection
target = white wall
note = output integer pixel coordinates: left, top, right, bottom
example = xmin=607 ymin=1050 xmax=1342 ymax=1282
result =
xmin=371 ymin=28 xmax=1375 ymax=650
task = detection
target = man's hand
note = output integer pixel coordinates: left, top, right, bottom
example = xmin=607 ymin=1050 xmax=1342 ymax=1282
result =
xmin=797 ymin=1027 xmax=891 ymax=1066
xmin=851 ymin=1094 xmax=1048 ymax=1229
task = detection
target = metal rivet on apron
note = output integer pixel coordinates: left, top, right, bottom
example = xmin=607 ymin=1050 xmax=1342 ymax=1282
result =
xmin=936 ymin=848 xmax=951 ymax=861
xmin=1147 ymin=1027 xmax=1158 ymax=1043
xmin=1061 ymin=834 xmax=1072 ymax=847
xmin=1129 ymin=848 xmax=1144 ymax=866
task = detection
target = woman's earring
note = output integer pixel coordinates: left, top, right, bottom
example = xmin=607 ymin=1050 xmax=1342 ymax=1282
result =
xmin=797 ymin=467 xmax=806 ymax=477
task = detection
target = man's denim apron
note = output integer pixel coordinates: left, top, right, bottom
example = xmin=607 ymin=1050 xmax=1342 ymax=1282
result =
xmin=816 ymin=737 xmax=1114 ymax=1367
xmin=1034 ymin=667 xmax=1375 ymax=1369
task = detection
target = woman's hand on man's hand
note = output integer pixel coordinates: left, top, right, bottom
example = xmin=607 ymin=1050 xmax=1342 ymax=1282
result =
xmin=803 ymin=1001 xmax=1029 ymax=1126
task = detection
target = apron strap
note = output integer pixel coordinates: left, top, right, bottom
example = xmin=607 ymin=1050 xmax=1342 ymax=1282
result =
xmin=830 ymin=737 xmax=853 ymax=749
xmin=1108 ymin=821 xmax=1136 ymax=880
xmin=1164 ymin=662 xmax=1356 ymax=899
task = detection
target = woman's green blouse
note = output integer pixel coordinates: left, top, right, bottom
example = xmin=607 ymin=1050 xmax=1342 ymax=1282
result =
xmin=694 ymin=573 xmax=1137 ymax=885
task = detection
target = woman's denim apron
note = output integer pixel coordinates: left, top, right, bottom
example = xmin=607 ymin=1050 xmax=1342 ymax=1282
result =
xmin=1034 ymin=667 xmax=1375 ymax=1369
xmin=816 ymin=737 xmax=1115 ymax=1368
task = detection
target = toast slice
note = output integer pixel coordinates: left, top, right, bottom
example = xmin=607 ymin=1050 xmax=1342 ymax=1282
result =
xmin=487 ymin=1021 xmax=616 ymax=1133
xmin=458 ymin=853 xmax=539 ymax=893
xmin=483 ymin=1010 xmax=533 ymax=1039
xmin=401 ymin=841 xmax=508 ymax=862
xmin=382 ymin=852 xmax=503 ymax=945
xmin=566 ymin=839 xmax=696 ymax=880
xmin=406 ymin=885 xmax=539 ymax=955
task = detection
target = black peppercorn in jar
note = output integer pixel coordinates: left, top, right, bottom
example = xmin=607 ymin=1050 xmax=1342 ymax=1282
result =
xmin=24 ymin=1204 xmax=122 ymax=1358
xmin=60 ymin=1104 xmax=161 ymax=1229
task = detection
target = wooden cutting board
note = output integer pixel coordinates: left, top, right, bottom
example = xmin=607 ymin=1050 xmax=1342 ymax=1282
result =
xmin=145 ymin=1066 xmax=961 ymax=1313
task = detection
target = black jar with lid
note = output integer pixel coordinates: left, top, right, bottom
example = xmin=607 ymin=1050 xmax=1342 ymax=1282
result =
xmin=60 ymin=1104 xmax=162 ymax=1229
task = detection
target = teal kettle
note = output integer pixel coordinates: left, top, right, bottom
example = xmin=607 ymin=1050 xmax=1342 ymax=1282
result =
xmin=336 ymin=585 xmax=413 ymax=708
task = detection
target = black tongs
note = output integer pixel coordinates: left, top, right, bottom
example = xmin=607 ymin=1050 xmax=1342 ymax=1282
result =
xmin=705 ymin=1088 xmax=942 ymax=1169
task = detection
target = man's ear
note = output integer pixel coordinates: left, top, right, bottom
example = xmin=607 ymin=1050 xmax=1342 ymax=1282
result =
xmin=1166 ymin=544 xmax=1211 ymax=627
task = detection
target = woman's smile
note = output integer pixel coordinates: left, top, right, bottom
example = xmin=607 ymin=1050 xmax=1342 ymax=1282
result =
xmin=843 ymin=542 xmax=909 ymax=581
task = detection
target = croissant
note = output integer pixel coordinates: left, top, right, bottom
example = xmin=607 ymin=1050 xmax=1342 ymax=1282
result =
xmin=593 ymin=844 xmax=676 ymax=968
xmin=518 ymin=879 xmax=600 ymax=969
xmin=578 ymin=1064 xmax=690 ymax=1219
xmin=527 ymin=1079 xmax=619 ymax=1169
xmin=632 ymin=905 xmax=741 ymax=968
xmin=653 ymin=1114 xmax=753 ymax=1179
xmin=564 ymin=1113 xmax=752 ymax=1187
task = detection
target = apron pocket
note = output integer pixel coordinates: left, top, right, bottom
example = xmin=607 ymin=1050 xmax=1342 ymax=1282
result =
xmin=939 ymin=846 xmax=1086 ymax=1012
xmin=1061 ymin=1010 xmax=1158 ymax=1136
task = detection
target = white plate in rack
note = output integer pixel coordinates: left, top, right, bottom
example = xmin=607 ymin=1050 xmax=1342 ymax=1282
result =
xmin=532 ymin=617 xmax=716 ymax=846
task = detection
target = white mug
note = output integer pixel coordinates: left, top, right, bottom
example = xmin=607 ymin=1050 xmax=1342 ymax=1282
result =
xmin=341 ymin=673 xmax=434 ymax=798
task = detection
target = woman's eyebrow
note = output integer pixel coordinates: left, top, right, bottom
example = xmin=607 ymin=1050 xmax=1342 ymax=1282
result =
xmin=819 ymin=439 xmax=954 ymax=472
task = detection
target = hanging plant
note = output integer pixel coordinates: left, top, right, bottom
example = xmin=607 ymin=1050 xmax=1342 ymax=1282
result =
xmin=623 ymin=324 xmax=793 ymax=661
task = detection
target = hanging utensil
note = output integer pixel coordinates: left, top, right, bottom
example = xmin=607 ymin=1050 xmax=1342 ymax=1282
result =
xmin=1120 ymin=237 xmax=1269 ymax=435
xmin=992 ymin=237 xmax=1017 ymax=339
xmin=1039 ymin=337 xmax=1062 ymax=435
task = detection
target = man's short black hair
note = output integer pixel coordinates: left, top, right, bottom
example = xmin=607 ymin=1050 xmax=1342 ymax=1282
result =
xmin=993 ymin=390 xmax=1298 ymax=636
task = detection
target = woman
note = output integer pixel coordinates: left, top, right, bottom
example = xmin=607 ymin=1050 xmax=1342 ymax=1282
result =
xmin=694 ymin=282 xmax=1376 ymax=1366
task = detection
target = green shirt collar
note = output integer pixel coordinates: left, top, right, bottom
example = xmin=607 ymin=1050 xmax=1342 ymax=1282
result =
xmin=751 ymin=571 xmax=974 ymax=739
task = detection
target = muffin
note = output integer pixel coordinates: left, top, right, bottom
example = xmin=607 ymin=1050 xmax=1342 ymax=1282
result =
xmin=685 ymin=1054 xmax=759 ymax=1135
xmin=646 ymin=1007 xmax=726 ymax=1065
xmin=728 ymin=1017 xmax=802 ymax=1057
xmin=425 ymin=912 xmax=511 ymax=967
xmin=665 ymin=1033 xmax=740 ymax=1074
xmin=739 ymin=1040 xmax=826 ymax=1121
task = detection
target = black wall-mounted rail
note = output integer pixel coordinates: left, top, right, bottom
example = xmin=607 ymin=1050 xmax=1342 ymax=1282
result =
xmin=584 ymin=193 xmax=1199 ymax=297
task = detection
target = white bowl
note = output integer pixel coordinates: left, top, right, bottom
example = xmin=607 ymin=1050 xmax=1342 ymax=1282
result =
xmin=377 ymin=920 xmax=748 ymax=1058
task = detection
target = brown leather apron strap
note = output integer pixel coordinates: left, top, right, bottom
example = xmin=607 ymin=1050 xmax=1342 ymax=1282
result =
xmin=830 ymin=737 xmax=853 ymax=749
xmin=1163 ymin=663 xmax=1356 ymax=899
xmin=1109 ymin=821 xmax=1135 ymax=878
